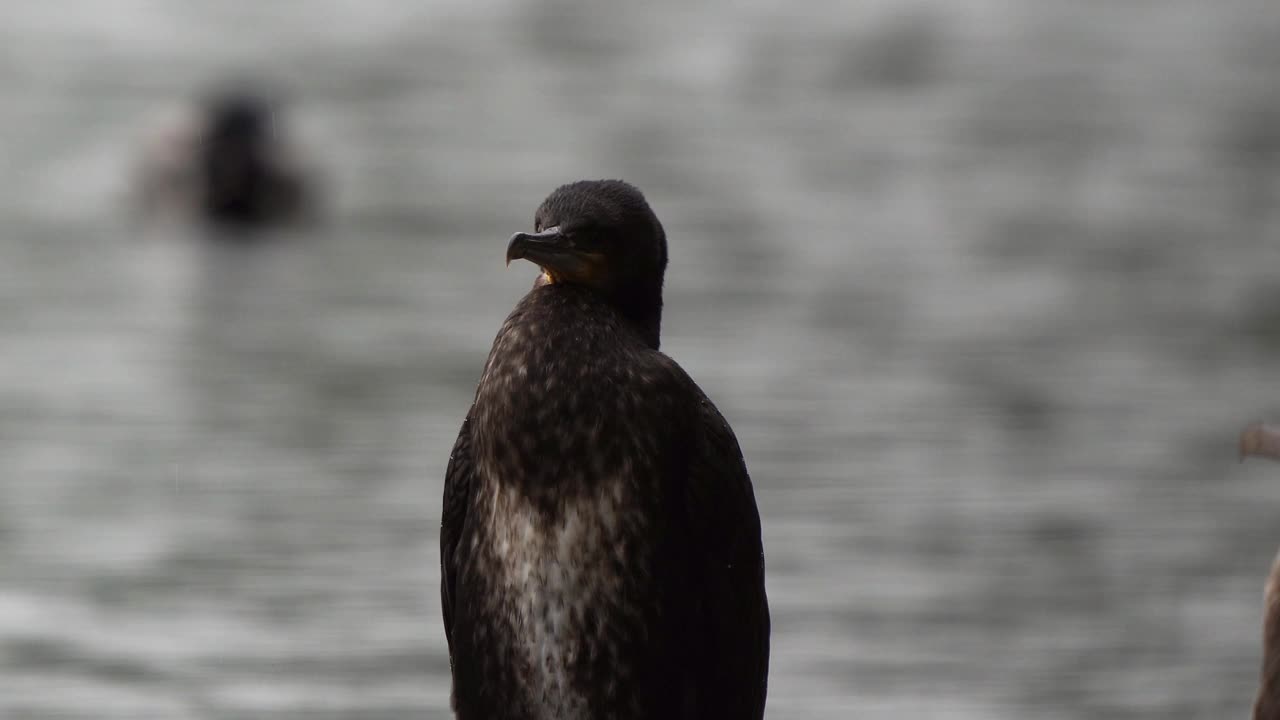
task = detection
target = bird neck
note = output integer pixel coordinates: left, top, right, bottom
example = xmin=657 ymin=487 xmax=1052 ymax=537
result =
xmin=473 ymin=284 xmax=668 ymax=512
xmin=615 ymin=292 xmax=662 ymax=351
xmin=600 ymin=278 xmax=663 ymax=351
xmin=530 ymin=280 xmax=662 ymax=350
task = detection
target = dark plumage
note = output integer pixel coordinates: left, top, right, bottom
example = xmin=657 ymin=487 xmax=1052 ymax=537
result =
xmin=197 ymin=89 xmax=307 ymax=228
xmin=441 ymin=180 xmax=769 ymax=719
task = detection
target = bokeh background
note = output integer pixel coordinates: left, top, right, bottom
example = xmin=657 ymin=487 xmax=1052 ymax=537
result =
xmin=4 ymin=1 xmax=1280 ymax=717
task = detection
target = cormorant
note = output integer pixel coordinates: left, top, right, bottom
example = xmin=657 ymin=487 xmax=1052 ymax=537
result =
xmin=440 ymin=180 xmax=770 ymax=719
xmin=136 ymin=86 xmax=313 ymax=230
xmin=1239 ymin=422 xmax=1280 ymax=719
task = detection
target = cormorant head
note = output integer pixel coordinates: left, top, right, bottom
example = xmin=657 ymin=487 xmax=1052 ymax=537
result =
xmin=204 ymin=89 xmax=273 ymax=159
xmin=506 ymin=179 xmax=668 ymax=346
xmin=199 ymin=88 xmax=276 ymax=224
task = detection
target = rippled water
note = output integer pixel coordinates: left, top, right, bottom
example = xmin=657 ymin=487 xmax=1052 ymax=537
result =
xmin=4 ymin=1 xmax=1280 ymax=718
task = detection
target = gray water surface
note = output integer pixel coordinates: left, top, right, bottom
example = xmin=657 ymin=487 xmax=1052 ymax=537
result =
xmin=3 ymin=1 xmax=1280 ymax=718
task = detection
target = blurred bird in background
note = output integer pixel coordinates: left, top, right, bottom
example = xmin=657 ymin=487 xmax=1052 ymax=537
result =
xmin=1239 ymin=422 xmax=1280 ymax=720
xmin=135 ymin=83 xmax=317 ymax=232
xmin=1243 ymin=424 xmax=1280 ymax=464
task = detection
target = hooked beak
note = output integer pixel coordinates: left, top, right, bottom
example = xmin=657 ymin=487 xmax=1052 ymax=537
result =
xmin=505 ymin=226 xmax=602 ymax=284
xmin=506 ymin=226 xmax=567 ymax=266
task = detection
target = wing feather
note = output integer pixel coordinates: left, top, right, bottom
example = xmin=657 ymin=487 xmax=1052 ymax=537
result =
xmin=682 ymin=389 xmax=770 ymax=719
xmin=441 ymin=412 xmax=475 ymax=671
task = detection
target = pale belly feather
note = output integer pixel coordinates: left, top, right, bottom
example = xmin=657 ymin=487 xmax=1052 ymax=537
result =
xmin=475 ymin=477 xmax=638 ymax=720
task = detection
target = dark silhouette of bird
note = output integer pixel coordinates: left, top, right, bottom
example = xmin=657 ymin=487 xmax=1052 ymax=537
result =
xmin=1239 ymin=422 xmax=1280 ymax=720
xmin=440 ymin=180 xmax=769 ymax=719
xmin=196 ymin=90 xmax=305 ymax=227
xmin=136 ymin=85 xmax=314 ymax=231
